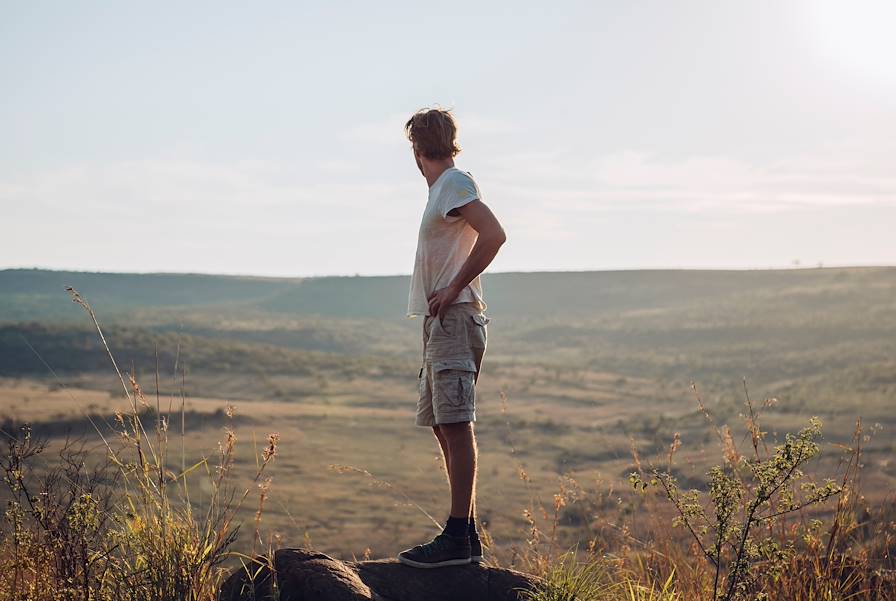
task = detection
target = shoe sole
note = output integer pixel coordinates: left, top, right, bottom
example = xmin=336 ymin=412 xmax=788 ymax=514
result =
xmin=471 ymin=556 xmax=483 ymax=563
xmin=397 ymin=555 xmax=472 ymax=568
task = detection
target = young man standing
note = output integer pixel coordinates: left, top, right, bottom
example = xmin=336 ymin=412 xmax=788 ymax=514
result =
xmin=398 ymin=107 xmax=507 ymax=568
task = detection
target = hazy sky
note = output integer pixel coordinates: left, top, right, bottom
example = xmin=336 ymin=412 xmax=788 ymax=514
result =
xmin=2 ymin=1 xmax=894 ymax=277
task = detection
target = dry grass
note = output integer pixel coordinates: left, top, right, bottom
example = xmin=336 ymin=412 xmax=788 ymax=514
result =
xmin=1 ymin=286 xmax=894 ymax=599
xmin=0 ymin=289 xmax=283 ymax=600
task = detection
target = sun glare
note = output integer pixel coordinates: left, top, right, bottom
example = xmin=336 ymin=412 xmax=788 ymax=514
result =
xmin=808 ymin=0 xmax=896 ymax=84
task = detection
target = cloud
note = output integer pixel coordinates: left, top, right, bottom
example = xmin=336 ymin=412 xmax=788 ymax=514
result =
xmin=1 ymin=138 xmax=893 ymax=274
xmin=478 ymin=143 xmax=896 ymax=216
xmin=0 ymin=158 xmax=421 ymax=233
xmin=3 ymin=141 xmax=892 ymax=230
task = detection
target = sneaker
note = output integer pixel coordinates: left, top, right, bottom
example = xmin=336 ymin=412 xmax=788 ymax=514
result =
xmin=397 ymin=533 xmax=471 ymax=568
xmin=470 ymin=533 xmax=483 ymax=563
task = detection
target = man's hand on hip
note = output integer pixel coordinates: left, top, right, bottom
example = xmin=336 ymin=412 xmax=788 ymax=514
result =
xmin=428 ymin=284 xmax=462 ymax=322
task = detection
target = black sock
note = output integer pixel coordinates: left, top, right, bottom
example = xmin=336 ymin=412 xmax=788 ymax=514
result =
xmin=443 ymin=516 xmax=468 ymax=537
xmin=468 ymin=516 xmax=478 ymax=537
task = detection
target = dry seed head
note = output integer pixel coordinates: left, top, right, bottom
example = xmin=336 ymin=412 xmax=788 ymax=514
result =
xmin=263 ymin=432 xmax=280 ymax=462
xmin=65 ymin=286 xmax=86 ymax=309
xmin=129 ymin=375 xmax=148 ymax=407
xmin=668 ymin=432 xmax=682 ymax=467
xmin=671 ymin=432 xmax=681 ymax=455
xmin=722 ymin=426 xmax=739 ymax=465
xmin=553 ymin=493 xmax=566 ymax=511
xmin=219 ymin=428 xmax=236 ymax=461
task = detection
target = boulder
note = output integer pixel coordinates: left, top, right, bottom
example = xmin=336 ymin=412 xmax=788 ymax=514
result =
xmin=219 ymin=547 xmax=539 ymax=601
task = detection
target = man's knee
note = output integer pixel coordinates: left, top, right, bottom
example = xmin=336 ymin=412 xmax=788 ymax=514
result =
xmin=438 ymin=420 xmax=473 ymax=441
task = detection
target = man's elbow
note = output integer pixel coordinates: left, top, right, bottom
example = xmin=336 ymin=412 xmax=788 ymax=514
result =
xmin=487 ymin=228 xmax=507 ymax=248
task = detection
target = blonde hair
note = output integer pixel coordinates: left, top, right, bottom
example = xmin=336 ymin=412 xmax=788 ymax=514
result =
xmin=404 ymin=106 xmax=461 ymax=160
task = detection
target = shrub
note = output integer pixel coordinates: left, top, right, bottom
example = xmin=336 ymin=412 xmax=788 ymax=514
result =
xmin=0 ymin=288 xmax=281 ymax=600
xmin=630 ymin=385 xmax=842 ymax=600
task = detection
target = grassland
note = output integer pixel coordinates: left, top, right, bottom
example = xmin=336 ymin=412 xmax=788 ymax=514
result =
xmin=0 ymin=267 xmax=894 ymax=594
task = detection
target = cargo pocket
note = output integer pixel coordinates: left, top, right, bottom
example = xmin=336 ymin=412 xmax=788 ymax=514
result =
xmin=472 ymin=313 xmax=490 ymax=326
xmin=469 ymin=313 xmax=489 ymax=350
xmin=433 ymin=358 xmax=477 ymax=408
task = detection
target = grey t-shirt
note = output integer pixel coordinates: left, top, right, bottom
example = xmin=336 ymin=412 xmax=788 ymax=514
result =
xmin=407 ymin=167 xmax=487 ymax=317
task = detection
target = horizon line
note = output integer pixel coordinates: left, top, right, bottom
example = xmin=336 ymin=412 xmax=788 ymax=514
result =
xmin=1 ymin=263 xmax=894 ymax=280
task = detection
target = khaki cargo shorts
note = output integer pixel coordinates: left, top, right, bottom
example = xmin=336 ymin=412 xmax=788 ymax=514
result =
xmin=416 ymin=302 xmax=490 ymax=427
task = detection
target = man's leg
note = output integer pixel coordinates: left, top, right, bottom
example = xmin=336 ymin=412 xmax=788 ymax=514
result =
xmin=399 ymin=306 xmax=481 ymax=568
xmin=434 ymin=425 xmax=478 ymax=526
xmin=438 ymin=421 xmax=477 ymax=521
xmin=433 ymin=425 xmax=451 ymax=477
xmin=397 ymin=421 xmax=476 ymax=568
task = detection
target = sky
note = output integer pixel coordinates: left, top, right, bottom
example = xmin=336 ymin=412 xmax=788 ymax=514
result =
xmin=2 ymin=0 xmax=894 ymax=277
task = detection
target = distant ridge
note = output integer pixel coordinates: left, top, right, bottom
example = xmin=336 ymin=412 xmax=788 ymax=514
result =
xmin=2 ymin=266 xmax=895 ymax=322
xmin=2 ymin=267 xmax=895 ymax=392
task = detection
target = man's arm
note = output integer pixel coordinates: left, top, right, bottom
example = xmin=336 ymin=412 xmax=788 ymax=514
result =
xmin=427 ymin=199 xmax=507 ymax=319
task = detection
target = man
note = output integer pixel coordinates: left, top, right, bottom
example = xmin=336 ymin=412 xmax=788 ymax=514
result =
xmin=398 ymin=107 xmax=507 ymax=568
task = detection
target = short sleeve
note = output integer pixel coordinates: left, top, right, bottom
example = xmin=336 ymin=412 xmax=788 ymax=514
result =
xmin=440 ymin=171 xmax=480 ymax=220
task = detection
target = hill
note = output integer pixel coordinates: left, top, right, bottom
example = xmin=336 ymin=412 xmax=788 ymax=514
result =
xmin=2 ymin=266 xmax=895 ymax=386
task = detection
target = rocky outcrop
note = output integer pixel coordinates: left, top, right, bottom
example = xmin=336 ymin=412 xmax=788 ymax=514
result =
xmin=218 ymin=547 xmax=539 ymax=601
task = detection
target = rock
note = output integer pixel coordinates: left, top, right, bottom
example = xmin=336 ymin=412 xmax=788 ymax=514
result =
xmin=218 ymin=555 xmax=275 ymax=601
xmin=276 ymin=548 xmax=373 ymax=601
xmin=219 ymin=547 xmax=539 ymax=601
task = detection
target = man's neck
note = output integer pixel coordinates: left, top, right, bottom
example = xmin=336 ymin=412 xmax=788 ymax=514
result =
xmin=425 ymin=160 xmax=455 ymax=188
